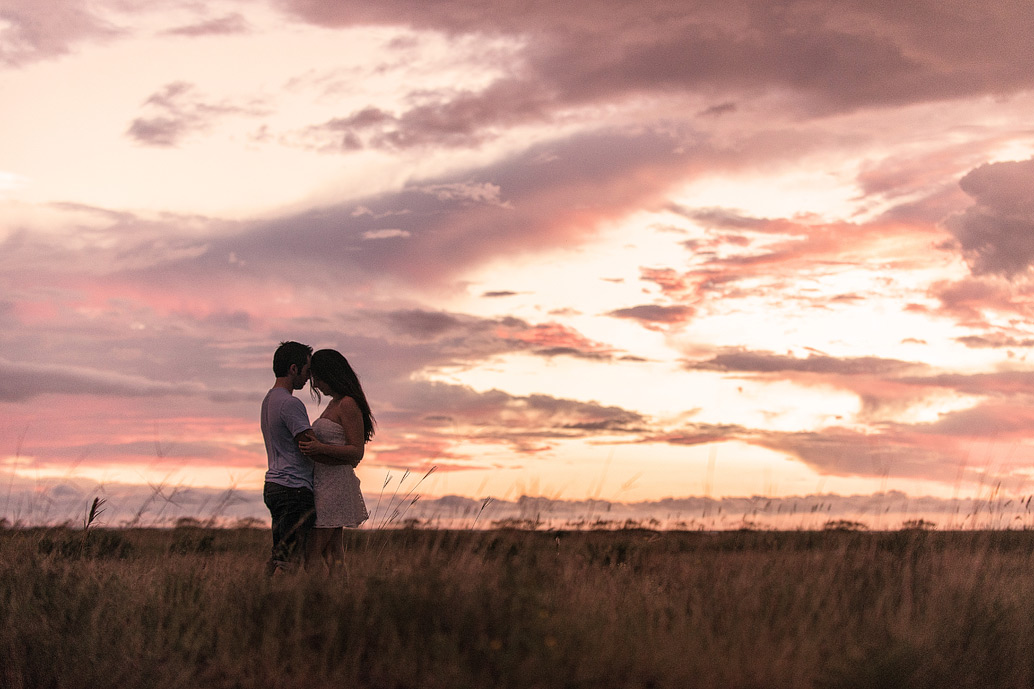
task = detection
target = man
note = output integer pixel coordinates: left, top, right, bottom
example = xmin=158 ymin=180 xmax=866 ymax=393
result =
xmin=261 ymin=340 xmax=318 ymax=575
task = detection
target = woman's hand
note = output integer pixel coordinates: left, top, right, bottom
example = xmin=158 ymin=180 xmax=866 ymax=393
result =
xmin=298 ymin=438 xmax=323 ymax=456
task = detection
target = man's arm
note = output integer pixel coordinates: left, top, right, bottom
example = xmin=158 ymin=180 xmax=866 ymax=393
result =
xmin=296 ymin=430 xmax=362 ymax=467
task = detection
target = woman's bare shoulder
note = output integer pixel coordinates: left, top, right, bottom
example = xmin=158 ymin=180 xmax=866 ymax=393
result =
xmin=337 ymin=395 xmax=360 ymax=410
xmin=329 ymin=396 xmax=364 ymax=444
xmin=330 ymin=396 xmax=361 ymax=422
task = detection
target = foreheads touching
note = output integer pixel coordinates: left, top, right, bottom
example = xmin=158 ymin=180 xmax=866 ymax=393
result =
xmin=308 ymin=349 xmax=358 ymax=397
xmin=309 ymin=348 xmax=376 ymax=441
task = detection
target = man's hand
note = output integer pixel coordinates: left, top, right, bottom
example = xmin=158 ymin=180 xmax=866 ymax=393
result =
xmin=296 ymin=428 xmax=363 ymax=466
xmin=298 ymin=437 xmax=322 ymax=457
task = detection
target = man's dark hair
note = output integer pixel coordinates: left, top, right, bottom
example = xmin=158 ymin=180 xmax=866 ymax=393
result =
xmin=272 ymin=341 xmax=312 ymax=377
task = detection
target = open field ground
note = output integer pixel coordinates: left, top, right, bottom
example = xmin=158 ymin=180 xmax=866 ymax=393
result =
xmin=4 ymin=526 xmax=1034 ymax=688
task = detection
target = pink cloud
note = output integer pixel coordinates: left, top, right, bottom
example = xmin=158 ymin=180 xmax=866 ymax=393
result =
xmin=162 ymin=13 xmax=249 ymax=37
xmin=7 ymin=0 xmax=1034 ymax=506
xmin=186 ymin=130 xmax=709 ymax=288
xmin=607 ymin=304 xmax=695 ymax=330
xmin=903 ymin=371 xmax=1034 ymax=399
xmin=498 ymin=322 xmax=616 ymax=359
xmin=691 ymin=349 xmax=919 ymax=377
xmin=751 ymin=427 xmax=969 ymax=482
xmin=293 ymin=80 xmax=550 ymax=151
xmin=635 ymin=208 xmax=949 ymax=320
xmin=0 ymin=0 xmax=121 ymax=66
xmin=368 ymin=439 xmax=466 ymax=473
xmin=912 ymin=402 xmax=1034 ymax=439
xmin=378 ymin=381 xmax=645 ymax=456
xmin=276 ymin=0 xmax=1034 ymax=147
xmin=639 ymin=267 xmax=692 ymax=296
xmin=928 ymin=277 xmax=1032 ymax=326
xmin=127 ymin=82 xmax=270 ymax=147
xmin=687 ymin=349 xmax=936 ymax=420
xmin=943 ymin=158 xmax=1034 ymax=277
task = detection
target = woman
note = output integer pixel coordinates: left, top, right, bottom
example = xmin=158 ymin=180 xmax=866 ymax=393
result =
xmin=298 ymin=348 xmax=373 ymax=573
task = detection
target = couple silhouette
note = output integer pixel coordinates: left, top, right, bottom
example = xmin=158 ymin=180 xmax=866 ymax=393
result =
xmin=260 ymin=341 xmax=375 ymax=575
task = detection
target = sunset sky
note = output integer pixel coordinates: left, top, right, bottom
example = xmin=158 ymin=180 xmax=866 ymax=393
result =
xmin=5 ymin=0 xmax=1034 ymax=524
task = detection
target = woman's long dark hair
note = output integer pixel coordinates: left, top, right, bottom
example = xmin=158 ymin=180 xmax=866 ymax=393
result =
xmin=309 ymin=349 xmax=375 ymax=442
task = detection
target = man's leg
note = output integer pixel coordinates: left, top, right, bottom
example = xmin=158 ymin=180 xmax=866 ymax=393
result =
xmin=263 ymin=482 xmax=315 ymax=574
xmin=281 ymin=489 xmax=316 ymax=568
xmin=263 ymin=481 xmax=289 ymax=574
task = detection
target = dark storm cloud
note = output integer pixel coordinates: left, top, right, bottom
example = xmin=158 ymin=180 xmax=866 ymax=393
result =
xmin=943 ymin=158 xmax=1034 ymax=278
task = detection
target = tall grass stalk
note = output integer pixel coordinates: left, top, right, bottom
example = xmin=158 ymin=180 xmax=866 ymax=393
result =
xmin=375 ymin=466 xmax=437 ymax=528
xmin=78 ymin=496 xmax=106 ymax=557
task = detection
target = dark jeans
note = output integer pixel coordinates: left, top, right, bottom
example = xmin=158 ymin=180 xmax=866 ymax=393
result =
xmin=263 ymin=481 xmax=315 ymax=573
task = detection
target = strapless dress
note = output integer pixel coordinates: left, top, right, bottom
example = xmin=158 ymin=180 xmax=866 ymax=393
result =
xmin=312 ymin=417 xmax=369 ymax=528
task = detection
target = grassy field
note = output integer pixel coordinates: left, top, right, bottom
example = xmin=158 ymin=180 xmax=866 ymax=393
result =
xmin=3 ymin=525 xmax=1034 ymax=689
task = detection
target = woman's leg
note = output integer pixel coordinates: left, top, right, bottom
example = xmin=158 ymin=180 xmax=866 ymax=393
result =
xmin=325 ymin=527 xmax=345 ymax=574
xmin=307 ymin=528 xmax=334 ymax=574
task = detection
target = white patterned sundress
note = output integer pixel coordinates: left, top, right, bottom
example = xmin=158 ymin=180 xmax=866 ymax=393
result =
xmin=312 ymin=417 xmax=369 ymax=528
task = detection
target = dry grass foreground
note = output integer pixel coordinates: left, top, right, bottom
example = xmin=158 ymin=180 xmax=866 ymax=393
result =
xmin=3 ymin=526 xmax=1034 ymax=689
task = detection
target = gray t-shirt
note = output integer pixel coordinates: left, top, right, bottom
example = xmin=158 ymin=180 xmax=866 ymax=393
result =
xmin=261 ymin=387 xmax=314 ymax=490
